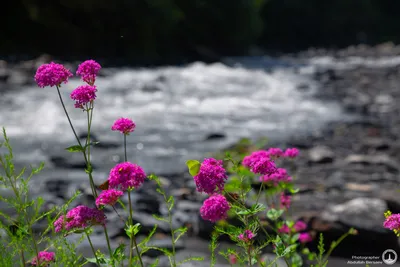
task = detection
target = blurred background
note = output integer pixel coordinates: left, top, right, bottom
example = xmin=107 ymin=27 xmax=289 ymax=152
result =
xmin=2 ymin=1 xmax=400 ymax=266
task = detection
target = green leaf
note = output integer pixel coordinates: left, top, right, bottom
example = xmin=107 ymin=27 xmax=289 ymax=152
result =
xmin=152 ymin=214 xmax=169 ymax=223
xmin=186 ymin=160 xmax=201 ymax=176
xmin=280 ymin=244 xmax=297 ymax=257
xmin=83 ymin=141 xmax=100 ymax=149
xmin=65 ymin=145 xmax=84 ymax=152
xmin=174 ymin=227 xmax=187 ymax=243
xmin=266 ymin=208 xmax=284 ymax=221
xmin=291 ymin=233 xmax=300 ymax=243
xmin=125 ymin=223 xmax=141 ymax=238
xmin=177 ymin=256 xmax=204 ymax=266
xmin=150 ymin=258 xmax=159 ymax=267
xmin=147 ymin=246 xmax=172 ymax=257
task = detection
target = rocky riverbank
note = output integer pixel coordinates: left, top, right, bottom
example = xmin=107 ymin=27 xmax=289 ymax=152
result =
xmin=2 ymin=44 xmax=400 ymax=266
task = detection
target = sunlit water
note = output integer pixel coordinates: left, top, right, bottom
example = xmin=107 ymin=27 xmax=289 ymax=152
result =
xmin=0 ymin=57 xmax=373 ymax=174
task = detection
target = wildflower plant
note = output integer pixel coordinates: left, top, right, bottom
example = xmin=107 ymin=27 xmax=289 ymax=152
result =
xmin=0 ymin=59 xmax=355 ymax=267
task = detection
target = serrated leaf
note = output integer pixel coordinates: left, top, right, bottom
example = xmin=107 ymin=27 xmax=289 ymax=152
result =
xmin=178 ymin=256 xmax=204 ymax=266
xmin=280 ymin=244 xmax=297 ymax=257
xmin=65 ymin=145 xmax=84 ymax=152
xmin=152 ymin=214 xmax=169 ymax=222
xmin=148 ymin=246 xmax=173 ymax=257
xmin=266 ymin=208 xmax=284 ymax=221
xmin=174 ymin=227 xmax=187 ymax=243
xmin=186 ymin=160 xmax=201 ymax=176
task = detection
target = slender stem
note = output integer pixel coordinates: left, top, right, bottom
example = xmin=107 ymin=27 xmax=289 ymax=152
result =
xmin=247 ymin=245 xmax=252 ymax=266
xmin=169 ymin=205 xmax=176 ymax=267
xmin=128 ymin=192 xmax=144 ymax=267
xmin=86 ymin=232 xmax=101 ymax=266
xmin=103 ymin=226 xmax=114 ymax=259
xmin=124 ymin=134 xmax=127 ymax=162
xmin=56 ymin=86 xmax=83 ymax=148
xmin=255 ymin=182 xmax=265 ymax=205
xmin=20 ymin=250 xmax=25 ymax=267
xmin=131 ymin=229 xmax=144 ymax=267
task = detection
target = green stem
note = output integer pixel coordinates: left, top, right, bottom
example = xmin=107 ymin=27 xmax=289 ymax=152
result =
xmin=86 ymin=232 xmax=101 ymax=267
xmin=56 ymin=86 xmax=83 ymax=148
xmin=103 ymin=226 xmax=114 ymax=260
xmin=123 ymin=133 xmax=127 ymax=161
xmin=247 ymin=245 xmax=252 ymax=266
xmin=128 ymin=192 xmax=144 ymax=267
xmin=20 ymin=250 xmax=25 ymax=267
xmin=169 ymin=206 xmax=176 ymax=267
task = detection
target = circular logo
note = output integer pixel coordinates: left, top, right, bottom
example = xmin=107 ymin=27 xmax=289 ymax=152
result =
xmin=382 ymin=249 xmax=398 ymax=265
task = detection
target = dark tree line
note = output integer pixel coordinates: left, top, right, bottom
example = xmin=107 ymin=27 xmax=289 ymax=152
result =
xmin=3 ymin=0 xmax=400 ymax=64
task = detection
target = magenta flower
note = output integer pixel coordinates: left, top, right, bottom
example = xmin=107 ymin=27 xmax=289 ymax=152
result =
xmin=267 ymin=148 xmax=284 ymax=158
xmin=284 ymin=148 xmax=300 ymax=158
xmin=383 ymin=213 xmax=400 ymax=231
xmin=278 ymin=224 xmax=290 ymax=234
xmin=194 ymin=158 xmax=228 ymax=194
xmin=260 ymin=168 xmax=292 ymax=184
xmin=299 ymin=232 xmax=313 ymax=243
xmin=30 ymin=251 xmax=55 ymax=266
xmin=35 ymin=62 xmax=73 ymax=88
xmin=238 ymin=230 xmax=255 ymax=242
xmin=242 ymin=150 xmax=269 ymax=168
xmin=96 ymin=189 xmax=124 ymax=207
xmin=200 ymin=194 xmax=230 ymax=222
xmin=242 ymin=150 xmax=277 ymax=175
xmin=294 ymin=220 xmax=307 ymax=232
xmin=76 ymin=60 xmax=101 ymax=85
xmin=54 ymin=205 xmax=106 ymax=232
xmin=111 ymin=118 xmax=136 ymax=135
xmin=108 ymin=162 xmax=146 ymax=191
xmin=280 ymin=193 xmax=291 ymax=209
xmin=229 ymin=254 xmax=238 ymax=264
xmin=70 ymin=85 xmax=97 ymax=109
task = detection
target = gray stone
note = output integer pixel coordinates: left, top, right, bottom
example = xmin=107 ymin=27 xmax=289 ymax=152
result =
xmin=308 ymin=146 xmax=335 ymax=163
xmin=321 ymin=197 xmax=387 ymax=230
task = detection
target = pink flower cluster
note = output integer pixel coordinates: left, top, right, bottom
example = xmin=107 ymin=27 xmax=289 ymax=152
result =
xmin=111 ymin=118 xmax=136 ymax=135
xmin=34 ymin=62 xmax=73 ymax=88
xmin=108 ymin=162 xmax=147 ymax=191
xmin=96 ymin=189 xmax=124 ymax=207
xmin=284 ymin=148 xmax=299 ymax=158
xmin=278 ymin=220 xmax=312 ymax=243
xmin=30 ymin=251 xmax=55 ymax=266
xmin=266 ymin=148 xmax=284 ymax=158
xmin=54 ymin=205 xmax=106 ymax=232
xmin=200 ymin=194 xmax=230 ymax=222
xmin=76 ymin=60 xmax=102 ymax=85
xmin=238 ymin=229 xmax=255 ymax=242
xmin=260 ymin=168 xmax=292 ymax=184
xmin=299 ymin=232 xmax=313 ymax=243
xmin=383 ymin=213 xmax=400 ymax=231
xmin=194 ymin=158 xmax=228 ymax=194
xmin=280 ymin=193 xmax=291 ymax=209
xmin=242 ymin=150 xmax=277 ymax=175
xmin=70 ymin=85 xmax=97 ymax=109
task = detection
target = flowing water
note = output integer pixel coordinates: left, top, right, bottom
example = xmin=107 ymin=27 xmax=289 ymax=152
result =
xmin=0 ymin=57 xmax=364 ymax=175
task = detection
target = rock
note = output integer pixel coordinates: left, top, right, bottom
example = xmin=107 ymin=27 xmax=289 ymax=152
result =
xmin=45 ymin=179 xmax=71 ymax=198
xmin=362 ymin=137 xmax=390 ymax=150
xmin=141 ymin=83 xmax=163 ymax=93
xmin=306 ymin=198 xmax=400 ymax=258
xmin=308 ymin=146 xmax=335 ymax=163
xmin=204 ymin=133 xmax=226 ymax=141
xmin=50 ymin=155 xmax=89 ymax=169
xmin=321 ymin=198 xmax=387 ymax=230
xmin=344 ymin=154 xmax=399 ymax=173
xmin=78 ymin=132 xmax=120 ymax=149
